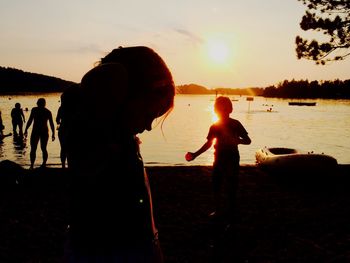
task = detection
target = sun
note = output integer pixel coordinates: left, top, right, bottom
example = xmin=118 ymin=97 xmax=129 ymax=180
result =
xmin=200 ymin=33 xmax=237 ymax=70
xmin=207 ymin=39 xmax=230 ymax=64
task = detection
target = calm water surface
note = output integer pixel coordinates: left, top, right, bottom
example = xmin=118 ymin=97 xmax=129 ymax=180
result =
xmin=1 ymin=93 xmax=349 ymax=168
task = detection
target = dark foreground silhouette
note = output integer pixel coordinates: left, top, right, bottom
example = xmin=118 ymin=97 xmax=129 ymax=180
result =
xmin=0 ymin=162 xmax=349 ymax=263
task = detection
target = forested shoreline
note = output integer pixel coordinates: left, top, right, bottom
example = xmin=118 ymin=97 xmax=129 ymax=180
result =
xmin=1 ymin=66 xmax=349 ymax=99
xmin=263 ymin=79 xmax=350 ymax=99
xmin=177 ymin=80 xmax=350 ymax=99
xmin=0 ymin=66 xmax=76 ymax=93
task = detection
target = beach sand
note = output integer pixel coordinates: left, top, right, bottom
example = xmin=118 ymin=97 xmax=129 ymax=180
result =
xmin=0 ymin=163 xmax=349 ymax=262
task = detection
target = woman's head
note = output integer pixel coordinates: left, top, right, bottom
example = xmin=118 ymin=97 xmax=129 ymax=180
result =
xmin=81 ymin=46 xmax=175 ymax=134
xmin=15 ymin=103 xmax=21 ymax=109
xmin=100 ymin=46 xmax=175 ymax=112
xmin=214 ymin=96 xmax=233 ymax=117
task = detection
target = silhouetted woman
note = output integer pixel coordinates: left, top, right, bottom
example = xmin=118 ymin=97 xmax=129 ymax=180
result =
xmin=65 ymin=46 xmax=175 ymax=262
xmin=24 ymin=98 xmax=55 ymax=169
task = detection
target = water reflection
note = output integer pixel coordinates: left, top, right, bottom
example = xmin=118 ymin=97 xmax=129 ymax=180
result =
xmin=12 ymin=134 xmax=27 ymax=157
xmin=1 ymin=94 xmax=350 ymax=166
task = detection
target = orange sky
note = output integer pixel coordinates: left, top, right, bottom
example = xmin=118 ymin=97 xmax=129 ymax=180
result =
xmin=0 ymin=0 xmax=349 ymax=88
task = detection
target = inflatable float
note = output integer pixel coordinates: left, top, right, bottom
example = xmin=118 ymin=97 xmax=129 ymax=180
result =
xmin=255 ymin=147 xmax=338 ymax=174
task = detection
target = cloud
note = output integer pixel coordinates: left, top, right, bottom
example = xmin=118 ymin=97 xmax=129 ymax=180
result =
xmin=173 ymin=28 xmax=203 ymax=45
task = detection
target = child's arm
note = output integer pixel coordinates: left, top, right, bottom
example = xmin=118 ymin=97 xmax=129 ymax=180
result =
xmin=239 ymin=134 xmax=252 ymax=145
xmin=239 ymin=133 xmax=251 ymax=145
xmin=236 ymin=121 xmax=251 ymax=145
xmin=186 ymin=139 xmax=213 ymax=161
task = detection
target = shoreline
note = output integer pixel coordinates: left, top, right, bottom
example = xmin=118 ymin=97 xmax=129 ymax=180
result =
xmin=0 ymin=162 xmax=350 ymax=262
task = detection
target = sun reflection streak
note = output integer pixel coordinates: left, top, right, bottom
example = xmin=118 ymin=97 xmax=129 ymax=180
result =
xmin=207 ymin=104 xmax=218 ymax=123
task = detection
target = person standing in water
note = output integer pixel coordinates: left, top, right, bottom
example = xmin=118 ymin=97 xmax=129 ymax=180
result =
xmin=0 ymin=110 xmax=4 ymax=139
xmin=11 ymin=102 xmax=26 ymax=137
xmin=186 ymin=96 xmax=251 ymax=225
xmin=24 ymin=98 xmax=55 ymax=169
xmin=56 ymin=84 xmax=80 ymax=168
xmin=65 ymin=46 xmax=175 ymax=262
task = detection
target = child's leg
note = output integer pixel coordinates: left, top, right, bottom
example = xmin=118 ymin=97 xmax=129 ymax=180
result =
xmin=226 ymin=163 xmax=239 ymax=223
xmin=212 ymin=166 xmax=223 ymax=216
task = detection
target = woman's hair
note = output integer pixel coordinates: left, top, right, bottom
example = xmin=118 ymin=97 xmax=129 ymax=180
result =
xmin=99 ymin=46 xmax=175 ymax=118
xmin=214 ymin=96 xmax=233 ymax=114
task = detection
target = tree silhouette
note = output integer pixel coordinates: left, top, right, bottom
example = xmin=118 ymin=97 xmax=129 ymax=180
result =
xmin=296 ymin=0 xmax=350 ymax=64
xmin=0 ymin=66 xmax=75 ymax=93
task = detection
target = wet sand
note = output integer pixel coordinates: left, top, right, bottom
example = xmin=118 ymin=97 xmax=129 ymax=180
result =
xmin=0 ymin=163 xmax=349 ymax=262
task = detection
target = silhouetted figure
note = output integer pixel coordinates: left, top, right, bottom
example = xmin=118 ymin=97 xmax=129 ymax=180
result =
xmin=186 ymin=96 xmax=251 ymax=261
xmin=0 ymin=110 xmax=4 ymax=139
xmin=186 ymin=96 xmax=251 ymax=223
xmin=24 ymin=98 xmax=55 ymax=169
xmin=11 ymin=102 xmax=26 ymax=137
xmin=0 ymin=110 xmax=12 ymax=141
xmin=56 ymin=84 xmax=80 ymax=168
xmin=64 ymin=46 xmax=175 ymax=262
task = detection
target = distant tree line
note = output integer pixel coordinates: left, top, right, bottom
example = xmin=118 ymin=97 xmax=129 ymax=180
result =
xmin=173 ymin=81 xmax=350 ymax=98
xmin=176 ymin=84 xmax=264 ymax=96
xmin=1 ymin=66 xmax=349 ymax=99
xmin=263 ymin=79 xmax=350 ymax=99
xmin=0 ymin=66 xmax=76 ymax=93
xmin=176 ymin=84 xmax=212 ymax=94
xmin=215 ymin=87 xmax=264 ymax=96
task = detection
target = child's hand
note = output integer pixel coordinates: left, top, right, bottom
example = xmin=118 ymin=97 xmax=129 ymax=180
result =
xmin=185 ymin=152 xmax=195 ymax=162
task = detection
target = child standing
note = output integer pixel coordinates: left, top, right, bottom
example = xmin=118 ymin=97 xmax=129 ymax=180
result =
xmin=65 ymin=46 xmax=175 ymax=263
xmin=186 ymin=96 xmax=251 ymax=224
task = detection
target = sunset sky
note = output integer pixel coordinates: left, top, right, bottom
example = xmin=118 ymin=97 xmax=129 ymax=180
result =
xmin=0 ymin=0 xmax=349 ymax=89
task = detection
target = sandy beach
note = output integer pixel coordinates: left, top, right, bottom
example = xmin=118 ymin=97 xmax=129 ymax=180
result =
xmin=0 ymin=162 xmax=349 ymax=262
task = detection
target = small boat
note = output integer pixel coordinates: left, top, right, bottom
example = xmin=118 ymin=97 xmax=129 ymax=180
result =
xmin=255 ymin=147 xmax=337 ymax=173
xmin=288 ymin=102 xmax=316 ymax=106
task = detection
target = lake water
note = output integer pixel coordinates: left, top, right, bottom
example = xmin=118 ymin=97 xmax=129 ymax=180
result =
xmin=1 ymin=93 xmax=349 ymax=168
